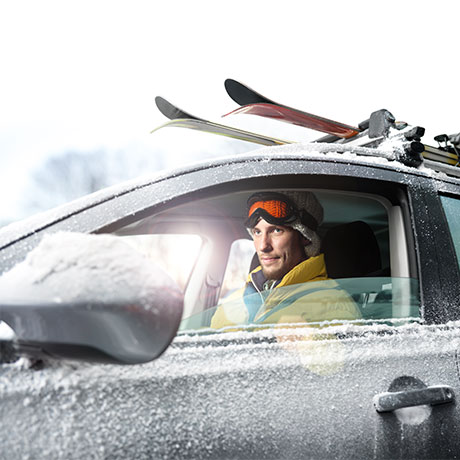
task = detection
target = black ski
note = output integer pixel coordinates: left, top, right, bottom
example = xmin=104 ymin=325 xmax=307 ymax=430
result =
xmin=224 ymin=79 xmax=278 ymax=106
xmin=155 ymin=96 xmax=205 ymax=122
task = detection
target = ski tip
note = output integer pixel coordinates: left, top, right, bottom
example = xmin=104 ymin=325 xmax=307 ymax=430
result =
xmin=224 ymin=79 xmax=246 ymax=104
xmin=224 ymin=78 xmax=238 ymax=89
xmin=150 ymin=122 xmax=163 ymax=134
xmin=222 ymin=105 xmax=241 ymax=118
xmin=155 ymin=95 xmax=165 ymax=106
xmin=151 ymin=118 xmax=176 ymax=133
xmin=154 ymin=96 xmax=199 ymax=121
xmin=155 ymin=96 xmax=170 ymax=113
xmin=224 ymin=78 xmax=275 ymax=106
xmin=150 ymin=119 xmax=190 ymax=134
xmin=221 ymin=104 xmax=268 ymax=118
xmin=155 ymin=96 xmax=168 ymax=117
xmin=224 ymin=78 xmax=239 ymax=88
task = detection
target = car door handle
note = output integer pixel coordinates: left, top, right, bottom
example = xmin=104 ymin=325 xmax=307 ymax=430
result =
xmin=374 ymin=385 xmax=455 ymax=413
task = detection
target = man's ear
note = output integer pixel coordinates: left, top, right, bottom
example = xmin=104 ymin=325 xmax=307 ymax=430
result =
xmin=301 ymin=235 xmax=311 ymax=246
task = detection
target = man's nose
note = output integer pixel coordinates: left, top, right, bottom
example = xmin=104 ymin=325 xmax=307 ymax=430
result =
xmin=259 ymin=233 xmax=272 ymax=252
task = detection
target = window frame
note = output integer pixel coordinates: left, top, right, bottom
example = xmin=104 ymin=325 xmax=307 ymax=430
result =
xmin=208 ymin=188 xmax=415 ymax=326
xmin=2 ymin=155 xmax=458 ymax=323
xmin=410 ymin=178 xmax=460 ymax=323
xmin=439 ymin=194 xmax=460 ymax=271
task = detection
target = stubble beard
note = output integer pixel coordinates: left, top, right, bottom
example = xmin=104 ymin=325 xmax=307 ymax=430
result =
xmin=260 ymin=259 xmax=292 ymax=282
xmin=259 ymin=251 xmax=307 ymax=281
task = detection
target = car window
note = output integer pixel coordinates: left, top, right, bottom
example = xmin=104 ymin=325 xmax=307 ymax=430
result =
xmin=179 ymin=277 xmax=420 ymax=332
xmin=117 ymin=188 xmax=417 ymax=333
xmin=122 ymin=234 xmax=201 ymax=291
xmin=219 ymin=238 xmax=254 ymax=303
xmin=440 ymin=195 xmax=460 ymax=270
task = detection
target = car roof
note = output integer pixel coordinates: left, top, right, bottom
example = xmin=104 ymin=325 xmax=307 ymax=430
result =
xmin=1 ymin=142 xmax=459 ymax=250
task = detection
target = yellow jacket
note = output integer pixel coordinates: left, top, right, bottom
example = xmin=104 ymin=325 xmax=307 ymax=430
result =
xmin=211 ymin=254 xmax=360 ymax=329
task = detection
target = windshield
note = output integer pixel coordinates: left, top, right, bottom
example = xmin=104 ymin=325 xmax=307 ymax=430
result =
xmin=179 ymin=277 xmax=420 ymax=334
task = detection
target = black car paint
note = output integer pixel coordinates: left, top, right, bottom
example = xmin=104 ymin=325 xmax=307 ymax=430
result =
xmin=2 ymin=147 xmax=460 ymax=459
xmin=2 ymin=326 xmax=460 ymax=459
xmin=1 ymin=152 xmax=459 ymax=323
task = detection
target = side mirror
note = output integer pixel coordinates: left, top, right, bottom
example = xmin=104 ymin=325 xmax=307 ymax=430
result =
xmin=0 ymin=232 xmax=183 ymax=364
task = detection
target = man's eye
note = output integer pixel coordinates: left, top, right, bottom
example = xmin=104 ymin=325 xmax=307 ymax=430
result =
xmin=273 ymin=228 xmax=283 ymax=233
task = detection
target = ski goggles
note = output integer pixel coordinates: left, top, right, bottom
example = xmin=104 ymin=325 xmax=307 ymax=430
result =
xmin=245 ymin=192 xmax=318 ymax=230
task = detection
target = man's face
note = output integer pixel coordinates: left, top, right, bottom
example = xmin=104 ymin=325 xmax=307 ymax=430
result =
xmin=251 ymin=218 xmax=307 ymax=280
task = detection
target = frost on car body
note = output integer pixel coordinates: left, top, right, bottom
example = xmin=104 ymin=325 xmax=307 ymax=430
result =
xmin=1 ymin=133 xmax=460 ymax=458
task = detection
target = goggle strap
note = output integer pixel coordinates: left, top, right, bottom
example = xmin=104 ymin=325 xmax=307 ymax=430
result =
xmin=299 ymin=210 xmax=318 ymax=232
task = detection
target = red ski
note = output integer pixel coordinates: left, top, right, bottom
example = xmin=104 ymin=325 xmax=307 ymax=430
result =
xmin=224 ymin=79 xmax=361 ymax=139
xmin=223 ymin=102 xmax=360 ymax=139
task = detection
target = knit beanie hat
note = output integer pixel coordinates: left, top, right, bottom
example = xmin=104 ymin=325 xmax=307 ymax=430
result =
xmin=246 ymin=191 xmax=323 ymax=258
xmin=281 ymin=191 xmax=323 ymax=258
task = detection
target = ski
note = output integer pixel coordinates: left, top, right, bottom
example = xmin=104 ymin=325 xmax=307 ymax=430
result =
xmin=154 ymin=95 xmax=460 ymax=169
xmin=224 ymin=79 xmax=278 ymax=106
xmin=422 ymin=145 xmax=460 ymax=166
xmin=152 ymin=96 xmax=291 ymax=147
xmin=223 ymin=102 xmax=360 ymax=139
xmin=224 ymin=79 xmax=361 ymax=139
xmin=155 ymin=96 xmax=205 ymax=122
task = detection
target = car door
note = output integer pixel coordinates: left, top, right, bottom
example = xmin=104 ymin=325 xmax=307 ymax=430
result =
xmin=2 ymin=154 xmax=460 ymax=459
xmin=172 ymin=175 xmax=460 ymax=459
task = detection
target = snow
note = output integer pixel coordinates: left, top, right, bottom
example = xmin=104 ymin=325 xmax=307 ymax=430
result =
xmin=4 ymin=139 xmax=458 ymax=252
xmin=2 ymin=318 xmax=459 ymax=392
xmin=1 ymin=320 xmax=460 ymax=458
xmin=2 ymin=120 xmax=460 ymax=457
xmin=0 ymin=232 xmax=184 ymax=365
xmin=394 ymin=405 xmax=432 ymax=426
xmin=0 ymin=320 xmax=15 ymax=340
xmin=2 ymin=141 xmax=460 ymax=456
xmin=0 ymin=231 xmax=177 ymax=307
xmin=2 ymin=138 xmax=459 ymax=275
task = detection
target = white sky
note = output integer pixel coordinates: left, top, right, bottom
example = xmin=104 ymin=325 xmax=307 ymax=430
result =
xmin=1 ymin=0 xmax=459 ymax=222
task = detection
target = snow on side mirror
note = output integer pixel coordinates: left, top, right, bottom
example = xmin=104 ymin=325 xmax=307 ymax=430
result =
xmin=0 ymin=232 xmax=183 ymax=365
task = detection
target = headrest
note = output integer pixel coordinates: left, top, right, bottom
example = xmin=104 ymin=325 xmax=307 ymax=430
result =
xmin=321 ymin=221 xmax=382 ymax=279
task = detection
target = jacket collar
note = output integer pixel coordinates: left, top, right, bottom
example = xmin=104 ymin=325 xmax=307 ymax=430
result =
xmin=248 ymin=253 xmax=328 ymax=290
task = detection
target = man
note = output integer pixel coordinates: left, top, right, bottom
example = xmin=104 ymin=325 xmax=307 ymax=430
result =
xmin=211 ymin=191 xmax=360 ymax=329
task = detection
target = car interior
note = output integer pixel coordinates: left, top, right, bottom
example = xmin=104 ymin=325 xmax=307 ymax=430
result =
xmin=116 ymin=187 xmax=419 ymax=331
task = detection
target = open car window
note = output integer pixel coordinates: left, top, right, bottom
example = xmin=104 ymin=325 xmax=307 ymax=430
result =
xmin=114 ymin=186 xmax=416 ymax=334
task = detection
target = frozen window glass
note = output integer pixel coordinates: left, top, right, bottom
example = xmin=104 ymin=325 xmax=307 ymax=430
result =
xmin=440 ymin=195 xmax=460 ymax=270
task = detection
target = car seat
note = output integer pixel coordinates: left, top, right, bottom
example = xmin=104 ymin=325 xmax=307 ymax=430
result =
xmin=321 ymin=220 xmax=382 ymax=279
xmin=322 ymin=220 xmax=391 ymax=319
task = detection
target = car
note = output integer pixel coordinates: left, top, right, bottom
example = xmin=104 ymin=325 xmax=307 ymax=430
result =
xmin=1 ymin=110 xmax=460 ymax=459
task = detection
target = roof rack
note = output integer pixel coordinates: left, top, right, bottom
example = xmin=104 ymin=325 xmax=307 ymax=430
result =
xmin=317 ymin=109 xmax=460 ymax=179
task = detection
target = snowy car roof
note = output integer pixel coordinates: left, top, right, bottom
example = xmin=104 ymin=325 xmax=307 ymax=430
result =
xmin=1 ymin=141 xmax=458 ymax=251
